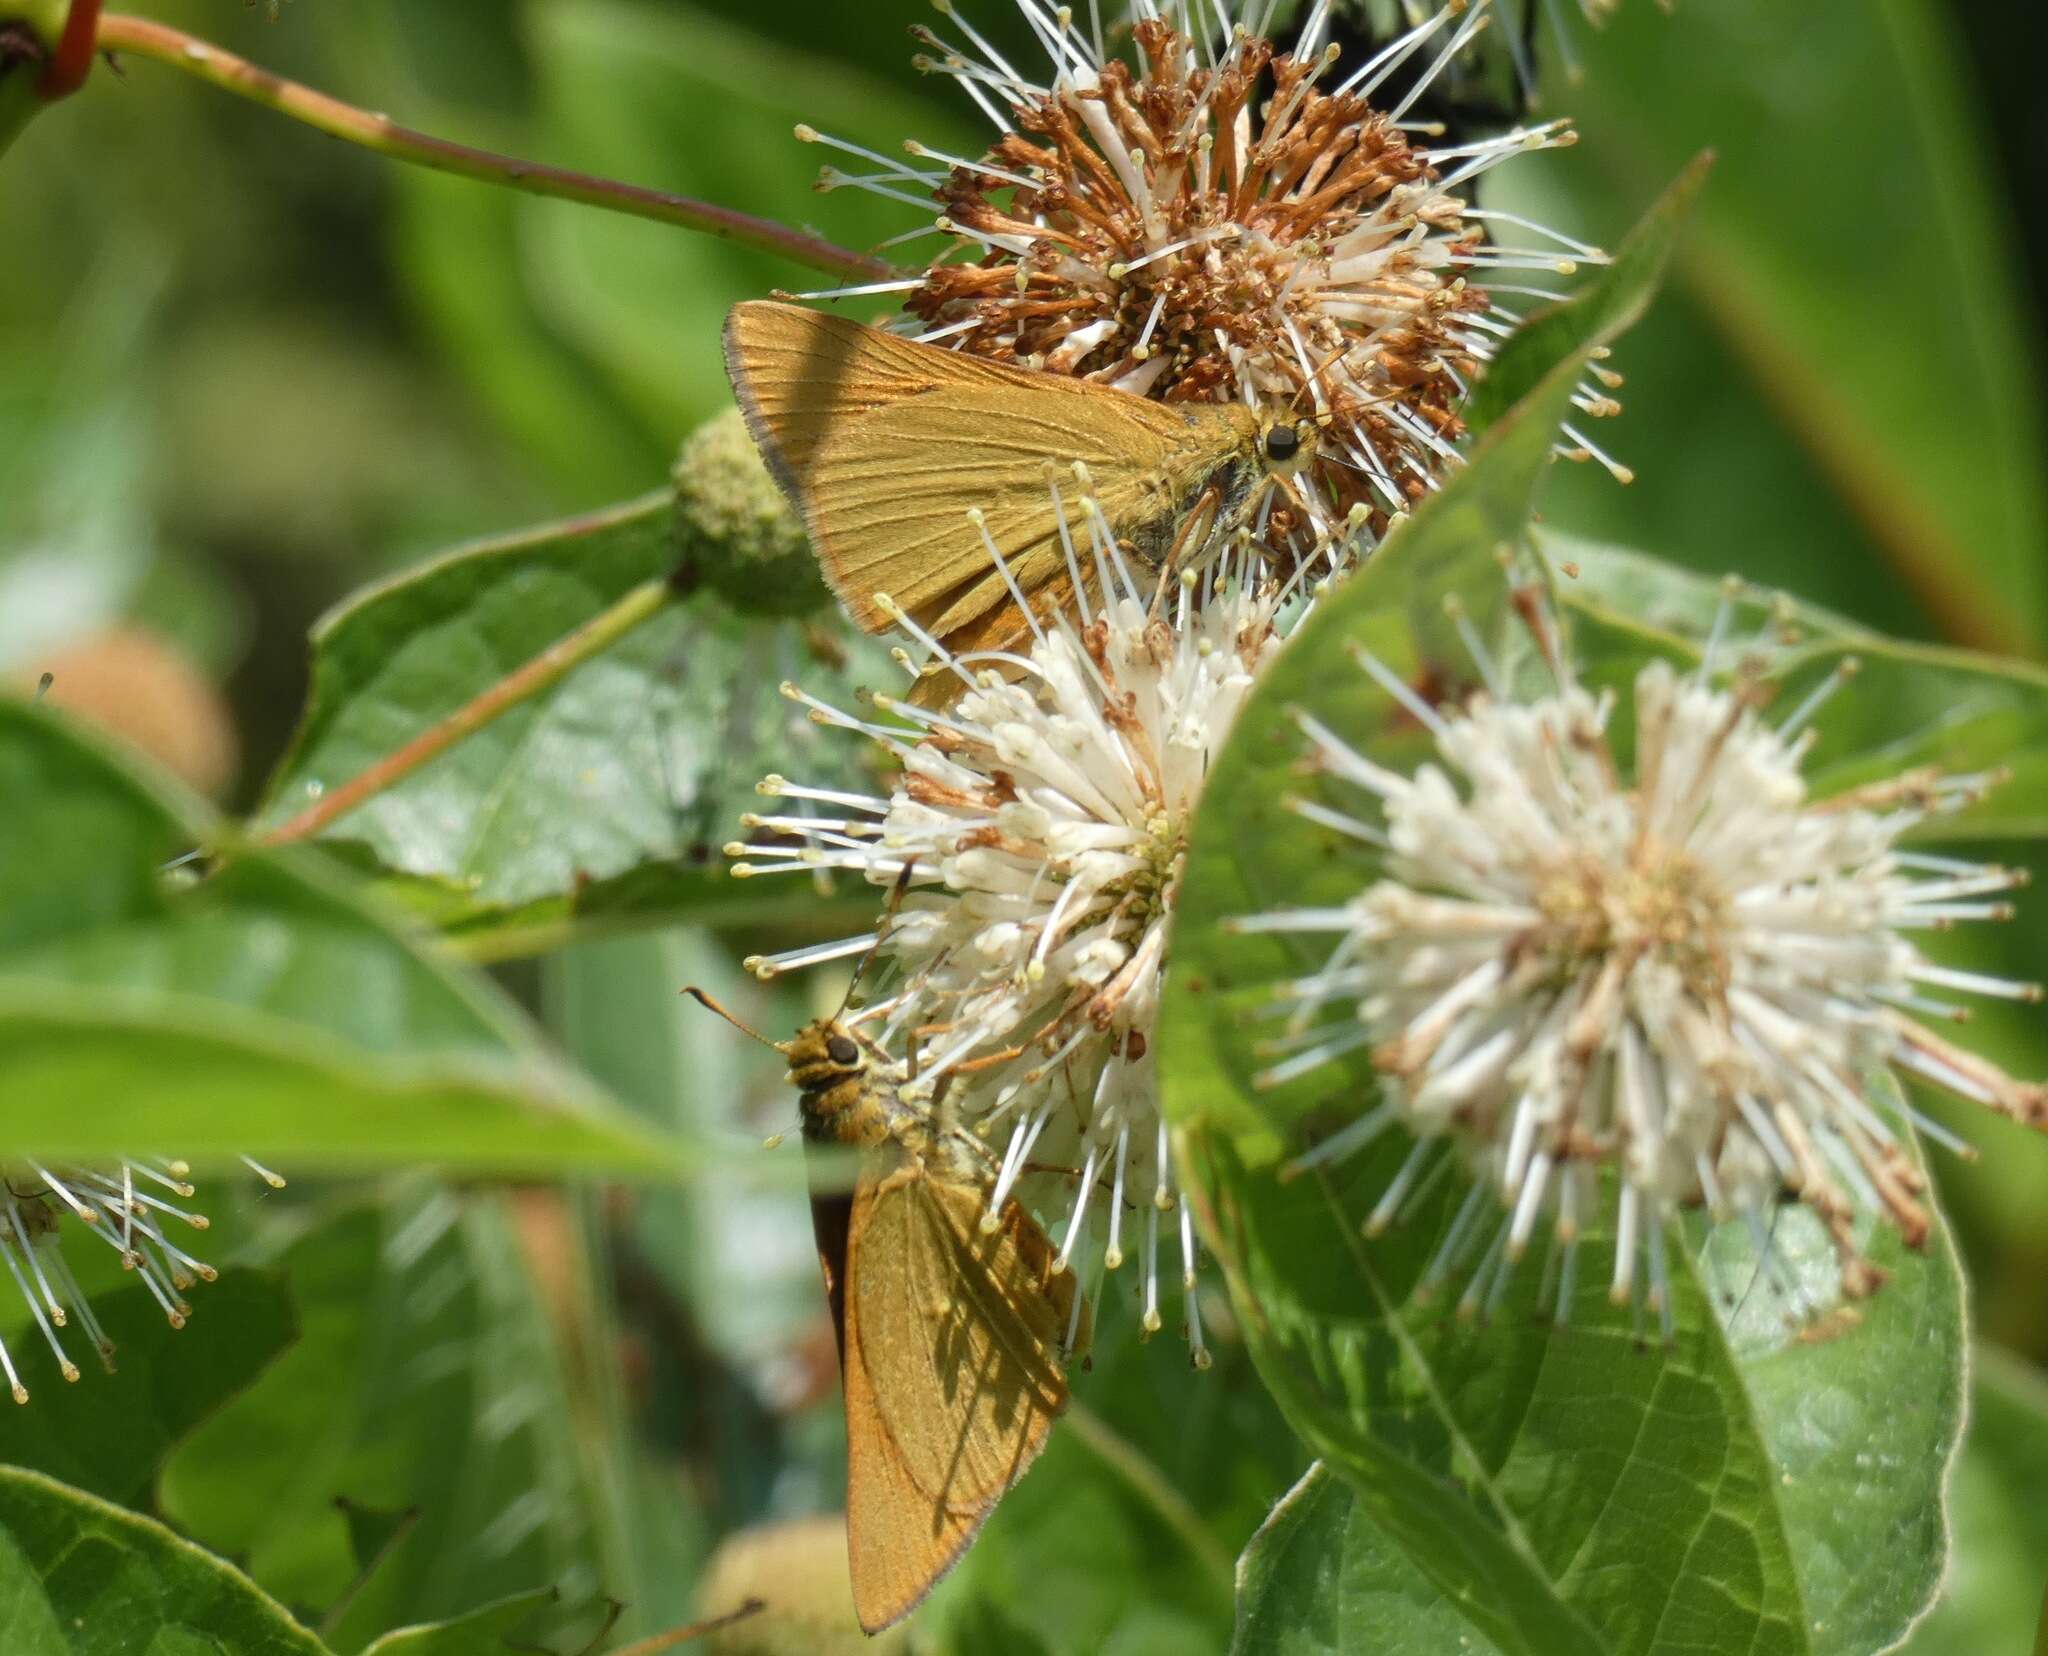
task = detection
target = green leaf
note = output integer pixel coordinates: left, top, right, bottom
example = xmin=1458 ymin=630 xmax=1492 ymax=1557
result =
xmin=0 ymin=697 xmax=683 ymax=1175
xmin=0 ymin=1465 xmax=326 ymax=1654
xmin=0 ymin=993 xmax=676 ymax=1174
xmin=0 ymin=1271 xmax=293 ymax=1508
xmin=1181 ymin=1128 xmax=1964 ymax=1656
xmin=1503 ymin=0 xmax=2048 ymax=656
xmin=1899 ymin=1350 xmax=2048 ymax=1655
xmin=356 ymin=1588 xmax=559 ymax=1656
xmin=1232 ymin=1464 xmax=1506 ymax=1656
xmin=1700 ymin=1105 xmax=1964 ymax=1653
xmin=252 ymin=492 xmax=890 ymax=959
xmin=160 ymin=1193 xmax=606 ymax=1652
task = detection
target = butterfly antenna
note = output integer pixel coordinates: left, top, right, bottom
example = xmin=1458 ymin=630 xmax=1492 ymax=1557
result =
xmin=681 ymin=986 xmax=781 ymax=1050
xmin=834 ymin=857 xmax=921 ymax=1017
xmin=1287 ymin=348 xmax=1352 ymax=416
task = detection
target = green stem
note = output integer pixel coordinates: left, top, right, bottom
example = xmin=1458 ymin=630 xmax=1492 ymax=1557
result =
xmin=94 ymin=12 xmax=893 ymax=283
xmin=1063 ymin=1399 xmax=1236 ymax=1599
xmin=264 ymin=576 xmax=681 ymax=847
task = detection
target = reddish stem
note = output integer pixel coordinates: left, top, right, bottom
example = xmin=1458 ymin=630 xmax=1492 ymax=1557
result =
xmin=92 ymin=13 xmax=891 ymax=282
xmin=261 ymin=573 xmax=678 ymax=847
xmin=35 ymin=0 xmax=101 ymax=99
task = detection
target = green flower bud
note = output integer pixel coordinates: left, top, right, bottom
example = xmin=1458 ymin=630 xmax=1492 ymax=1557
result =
xmin=674 ymin=409 xmax=829 ymax=618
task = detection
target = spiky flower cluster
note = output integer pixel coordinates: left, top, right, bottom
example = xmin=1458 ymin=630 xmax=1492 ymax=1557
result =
xmin=1 ymin=1158 xmax=281 ymax=1402
xmin=733 ymin=503 xmax=1287 ymax=1363
xmin=797 ymin=0 xmax=1621 ymax=570
xmin=1238 ymin=576 xmax=2046 ymax=1335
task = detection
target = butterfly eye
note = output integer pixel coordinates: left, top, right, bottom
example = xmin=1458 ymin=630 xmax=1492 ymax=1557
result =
xmin=826 ymin=1034 xmax=861 ymax=1066
xmin=1263 ymin=424 xmax=1301 ymax=463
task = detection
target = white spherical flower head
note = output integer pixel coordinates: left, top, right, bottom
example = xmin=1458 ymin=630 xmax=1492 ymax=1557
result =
xmin=789 ymin=0 xmax=1625 ymax=575
xmin=0 ymin=1158 xmax=283 ymax=1403
xmin=1240 ymin=575 xmax=2046 ymax=1337
xmin=732 ymin=521 xmax=1285 ymax=1366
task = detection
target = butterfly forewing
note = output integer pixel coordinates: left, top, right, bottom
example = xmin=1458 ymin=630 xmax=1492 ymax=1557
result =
xmin=839 ymin=1161 xmax=1081 ymax=1632
xmin=724 ymin=302 xmax=1258 ymax=641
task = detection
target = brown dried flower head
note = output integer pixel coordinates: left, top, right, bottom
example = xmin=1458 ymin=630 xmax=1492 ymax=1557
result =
xmin=799 ymin=1 xmax=1622 ymax=572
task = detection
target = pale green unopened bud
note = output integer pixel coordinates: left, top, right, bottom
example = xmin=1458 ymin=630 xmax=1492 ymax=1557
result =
xmin=696 ymin=1514 xmax=909 ymax=1653
xmin=673 ymin=409 xmax=828 ymax=618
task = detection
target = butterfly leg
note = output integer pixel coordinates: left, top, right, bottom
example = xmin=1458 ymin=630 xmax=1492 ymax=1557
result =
xmin=1151 ymin=484 xmax=1225 ymax=615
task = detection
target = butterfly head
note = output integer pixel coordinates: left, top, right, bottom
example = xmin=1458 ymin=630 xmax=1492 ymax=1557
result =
xmin=784 ymin=1018 xmax=866 ymax=1092
xmin=785 ymin=1018 xmax=903 ymax=1149
xmin=1259 ymin=418 xmax=1315 ymax=476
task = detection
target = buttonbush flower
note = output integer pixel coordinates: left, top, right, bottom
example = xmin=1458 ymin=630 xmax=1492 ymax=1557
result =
xmin=729 ymin=498 xmax=1286 ymax=1364
xmin=792 ymin=0 xmax=1621 ymax=572
xmin=1236 ymin=574 xmax=2045 ymax=1336
xmin=0 ymin=1158 xmax=284 ymax=1402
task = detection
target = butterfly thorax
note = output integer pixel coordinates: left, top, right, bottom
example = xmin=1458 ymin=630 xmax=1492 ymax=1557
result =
xmin=1127 ymin=415 xmax=1319 ymax=576
xmin=1126 ymin=448 xmax=1258 ymax=571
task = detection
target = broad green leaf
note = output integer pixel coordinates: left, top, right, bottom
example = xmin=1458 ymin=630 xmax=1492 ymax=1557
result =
xmin=1232 ymin=1464 xmax=1505 ymax=1656
xmin=253 ymin=492 xmax=890 ymax=959
xmin=161 ymin=1193 xmax=607 ymax=1653
xmin=1900 ymin=1350 xmax=2048 ymax=1655
xmin=1179 ymin=1130 xmax=1963 ymax=1656
xmin=1504 ymin=0 xmax=2048 ymax=656
xmin=0 ymin=1271 xmax=293 ymax=1508
xmin=0 ymin=996 xmax=677 ymax=1173
xmin=1701 ymin=1107 xmax=1965 ymax=1654
xmin=0 ymin=1465 xmax=325 ymax=1654
xmin=357 ymin=1588 xmax=559 ymax=1656
xmin=1185 ymin=1137 xmax=1668 ymax=1656
xmin=0 ymin=699 xmax=681 ymax=1174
